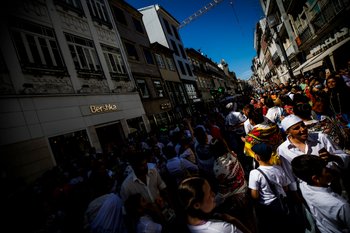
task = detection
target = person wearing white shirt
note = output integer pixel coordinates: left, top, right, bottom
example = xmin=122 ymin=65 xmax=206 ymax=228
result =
xmin=178 ymin=177 xmax=250 ymax=233
xmin=292 ymin=155 xmax=350 ymax=233
xmin=242 ymin=104 xmax=254 ymax=135
xmin=225 ymin=104 xmax=247 ymax=159
xmin=120 ymin=152 xmax=167 ymax=204
xmin=248 ymin=143 xmax=292 ymax=233
xmin=277 ymin=115 xmax=349 ymax=192
xmin=163 ymin=145 xmax=198 ymax=185
xmin=265 ymin=105 xmax=284 ymax=126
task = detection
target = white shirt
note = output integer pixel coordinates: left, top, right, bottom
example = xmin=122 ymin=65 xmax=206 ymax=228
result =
xmin=188 ymin=220 xmax=243 ymax=233
xmin=120 ymin=168 xmax=167 ymax=203
xmin=299 ymin=182 xmax=350 ymax=233
xmin=137 ymin=215 xmax=162 ymax=233
xmin=166 ymin=157 xmax=198 ymax=183
xmin=84 ymin=193 xmax=127 ymax=233
xmin=225 ymin=111 xmax=247 ymax=127
xmin=243 ymin=119 xmax=253 ymax=135
xmin=277 ymin=132 xmax=350 ymax=191
xmin=179 ymin=147 xmax=196 ymax=164
xmin=265 ymin=106 xmax=284 ymax=124
xmin=248 ymin=165 xmax=290 ymax=205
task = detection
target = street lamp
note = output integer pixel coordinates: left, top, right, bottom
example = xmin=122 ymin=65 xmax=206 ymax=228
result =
xmin=267 ymin=14 xmax=294 ymax=81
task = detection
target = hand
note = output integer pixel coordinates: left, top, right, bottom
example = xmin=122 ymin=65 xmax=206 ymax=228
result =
xmin=319 ymin=148 xmax=343 ymax=165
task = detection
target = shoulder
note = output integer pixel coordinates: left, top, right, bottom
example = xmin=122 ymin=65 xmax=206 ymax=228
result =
xmin=249 ymin=169 xmax=261 ymax=179
xmin=271 ymin=165 xmax=284 ymax=173
xmin=277 ymin=140 xmax=289 ymax=152
xmin=121 ymin=173 xmax=134 ymax=186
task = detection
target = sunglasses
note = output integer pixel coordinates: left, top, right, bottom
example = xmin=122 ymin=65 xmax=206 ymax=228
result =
xmin=314 ymin=84 xmax=323 ymax=89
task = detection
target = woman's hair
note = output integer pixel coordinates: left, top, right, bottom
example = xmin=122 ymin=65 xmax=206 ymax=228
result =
xmin=326 ymin=74 xmax=347 ymax=90
xmin=177 ymin=177 xmax=209 ymax=219
xmin=194 ymin=126 xmax=207 ymax=144
xmin=291 ymin=154 xmax=325 ymax=185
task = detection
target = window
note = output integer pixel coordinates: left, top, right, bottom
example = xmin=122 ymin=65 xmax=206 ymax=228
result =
xmin=170 ymin=40 xmax=179 ymax=56
xmin=185 ymin=63 xmax=193 ymax=76
xmin=165 ymin=57 xmax=176 ymax=71
xmin=87 ymin=0 xmax=110 ymax=24
xmin=137 ymin=79 xmax=149 ymax=98
xmin=101 ymin=44 xmax=128 ymax=80
xmin=124 ymin=42 xmax=139 ymax=61
xmin=55 ymin=0 xmax=83 ymax=12
xmin=163 ymin=19 xmax=173 ymax=35
xmin=155 ymin=54 xmax=165 ymax=69
xmin=153 ymin=80 xmax=164 ymax=97
xmin=132 ymin=17 xmax=144 ymax=34
xmin=143 ymin=49 xmax=155 ymax=65
xmin=10 ymin=19 xmax=65 ymax=72
xmin=178 ymin=60 xmax=186 ymax=75
xmin=172 ymin=25 xmax=180 ymax=40
xmin=185 ymin=83 xmax=197 ymax=99
xmin=174 ymin=83 xmax=187 ymax=104
xmin=113 ymin=6 xmax=127 ymax=25
xmin=65 ymin=33 xmax=101 ymax=73
xmin=179 ymin=44 xmax=187 ymax=59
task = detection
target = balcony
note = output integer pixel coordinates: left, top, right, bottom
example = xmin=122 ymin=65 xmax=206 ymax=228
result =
xmin=299 ymin=26 xmax=313 ymax=45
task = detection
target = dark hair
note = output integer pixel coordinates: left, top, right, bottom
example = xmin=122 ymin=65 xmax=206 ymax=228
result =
xmin=243 ymin=104 xmax=254 ymax=112
xmin=251 ymin=143 xmax=272 ymax=162
xmin=292 ymin=93 xmax=309 ymax=105
xmin=127 ymin=151 xmax=148 ymax=168
xmin=178 ymin=177 xmax=209 ymax=219
xmin=265 ymin=97 xmax=275 ymax=108
xmin=293 ymin=103 xmax=312 ymax=120
xmin=209 ymin=138 xmax=229 ymax=159
xmin=163 ymin=145 xmax=177 ymax=159
xmin=247 ymin=108 xmax=264 ymax=124
xmin=194 ymin=126 xmax=207 ymax=144
xmin=291 ymin=155 xmax=325 ymax=185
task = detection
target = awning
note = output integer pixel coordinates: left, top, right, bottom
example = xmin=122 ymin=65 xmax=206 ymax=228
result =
xmin=293 ymin=53 xmax=323 ymax=76
xmin=302 ymin=60 xmax=323 ymax=73
xmin=302 ymin=37 xmax=350 ymax=73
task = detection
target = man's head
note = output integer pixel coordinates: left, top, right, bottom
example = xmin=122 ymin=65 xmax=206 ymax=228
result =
xmin=292 ymin=154 xmax=333 ymax=187
xmin=128 ymin=151 xmax=148 ymax=177
xmin=281 ymin=114 xmax=308 ymax=138
xmin=242 ymin=104 xmax=254 ymax=117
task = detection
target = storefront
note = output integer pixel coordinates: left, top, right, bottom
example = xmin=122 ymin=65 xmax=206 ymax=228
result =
xmin=1 ymin=93 xmax=147 ymax=183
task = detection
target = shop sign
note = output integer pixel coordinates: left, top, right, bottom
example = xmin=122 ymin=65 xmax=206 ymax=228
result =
xmin=90 ymin=103 xmax=118 ymax=114
xmin=310 ymin=27 xmax=348 ymax=56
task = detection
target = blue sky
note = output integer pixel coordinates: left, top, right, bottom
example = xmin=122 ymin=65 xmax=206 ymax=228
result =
xmin=125 ymin=0 xmax=264 ymax=80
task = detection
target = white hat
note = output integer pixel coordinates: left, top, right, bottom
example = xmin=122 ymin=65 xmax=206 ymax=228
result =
xmin=281 ymin=114 xmax=302 ymax=131
xmin=226 ymin=102 xmax=233 ymax=109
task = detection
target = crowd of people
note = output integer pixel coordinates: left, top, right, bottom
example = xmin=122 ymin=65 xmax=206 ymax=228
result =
xmin=6 ymin=68 xmax=350 ymax=233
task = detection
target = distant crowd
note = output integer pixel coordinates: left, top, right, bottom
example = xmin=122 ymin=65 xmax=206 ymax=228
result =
xmin=5 ymin=66 xmax=350 ymax=233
